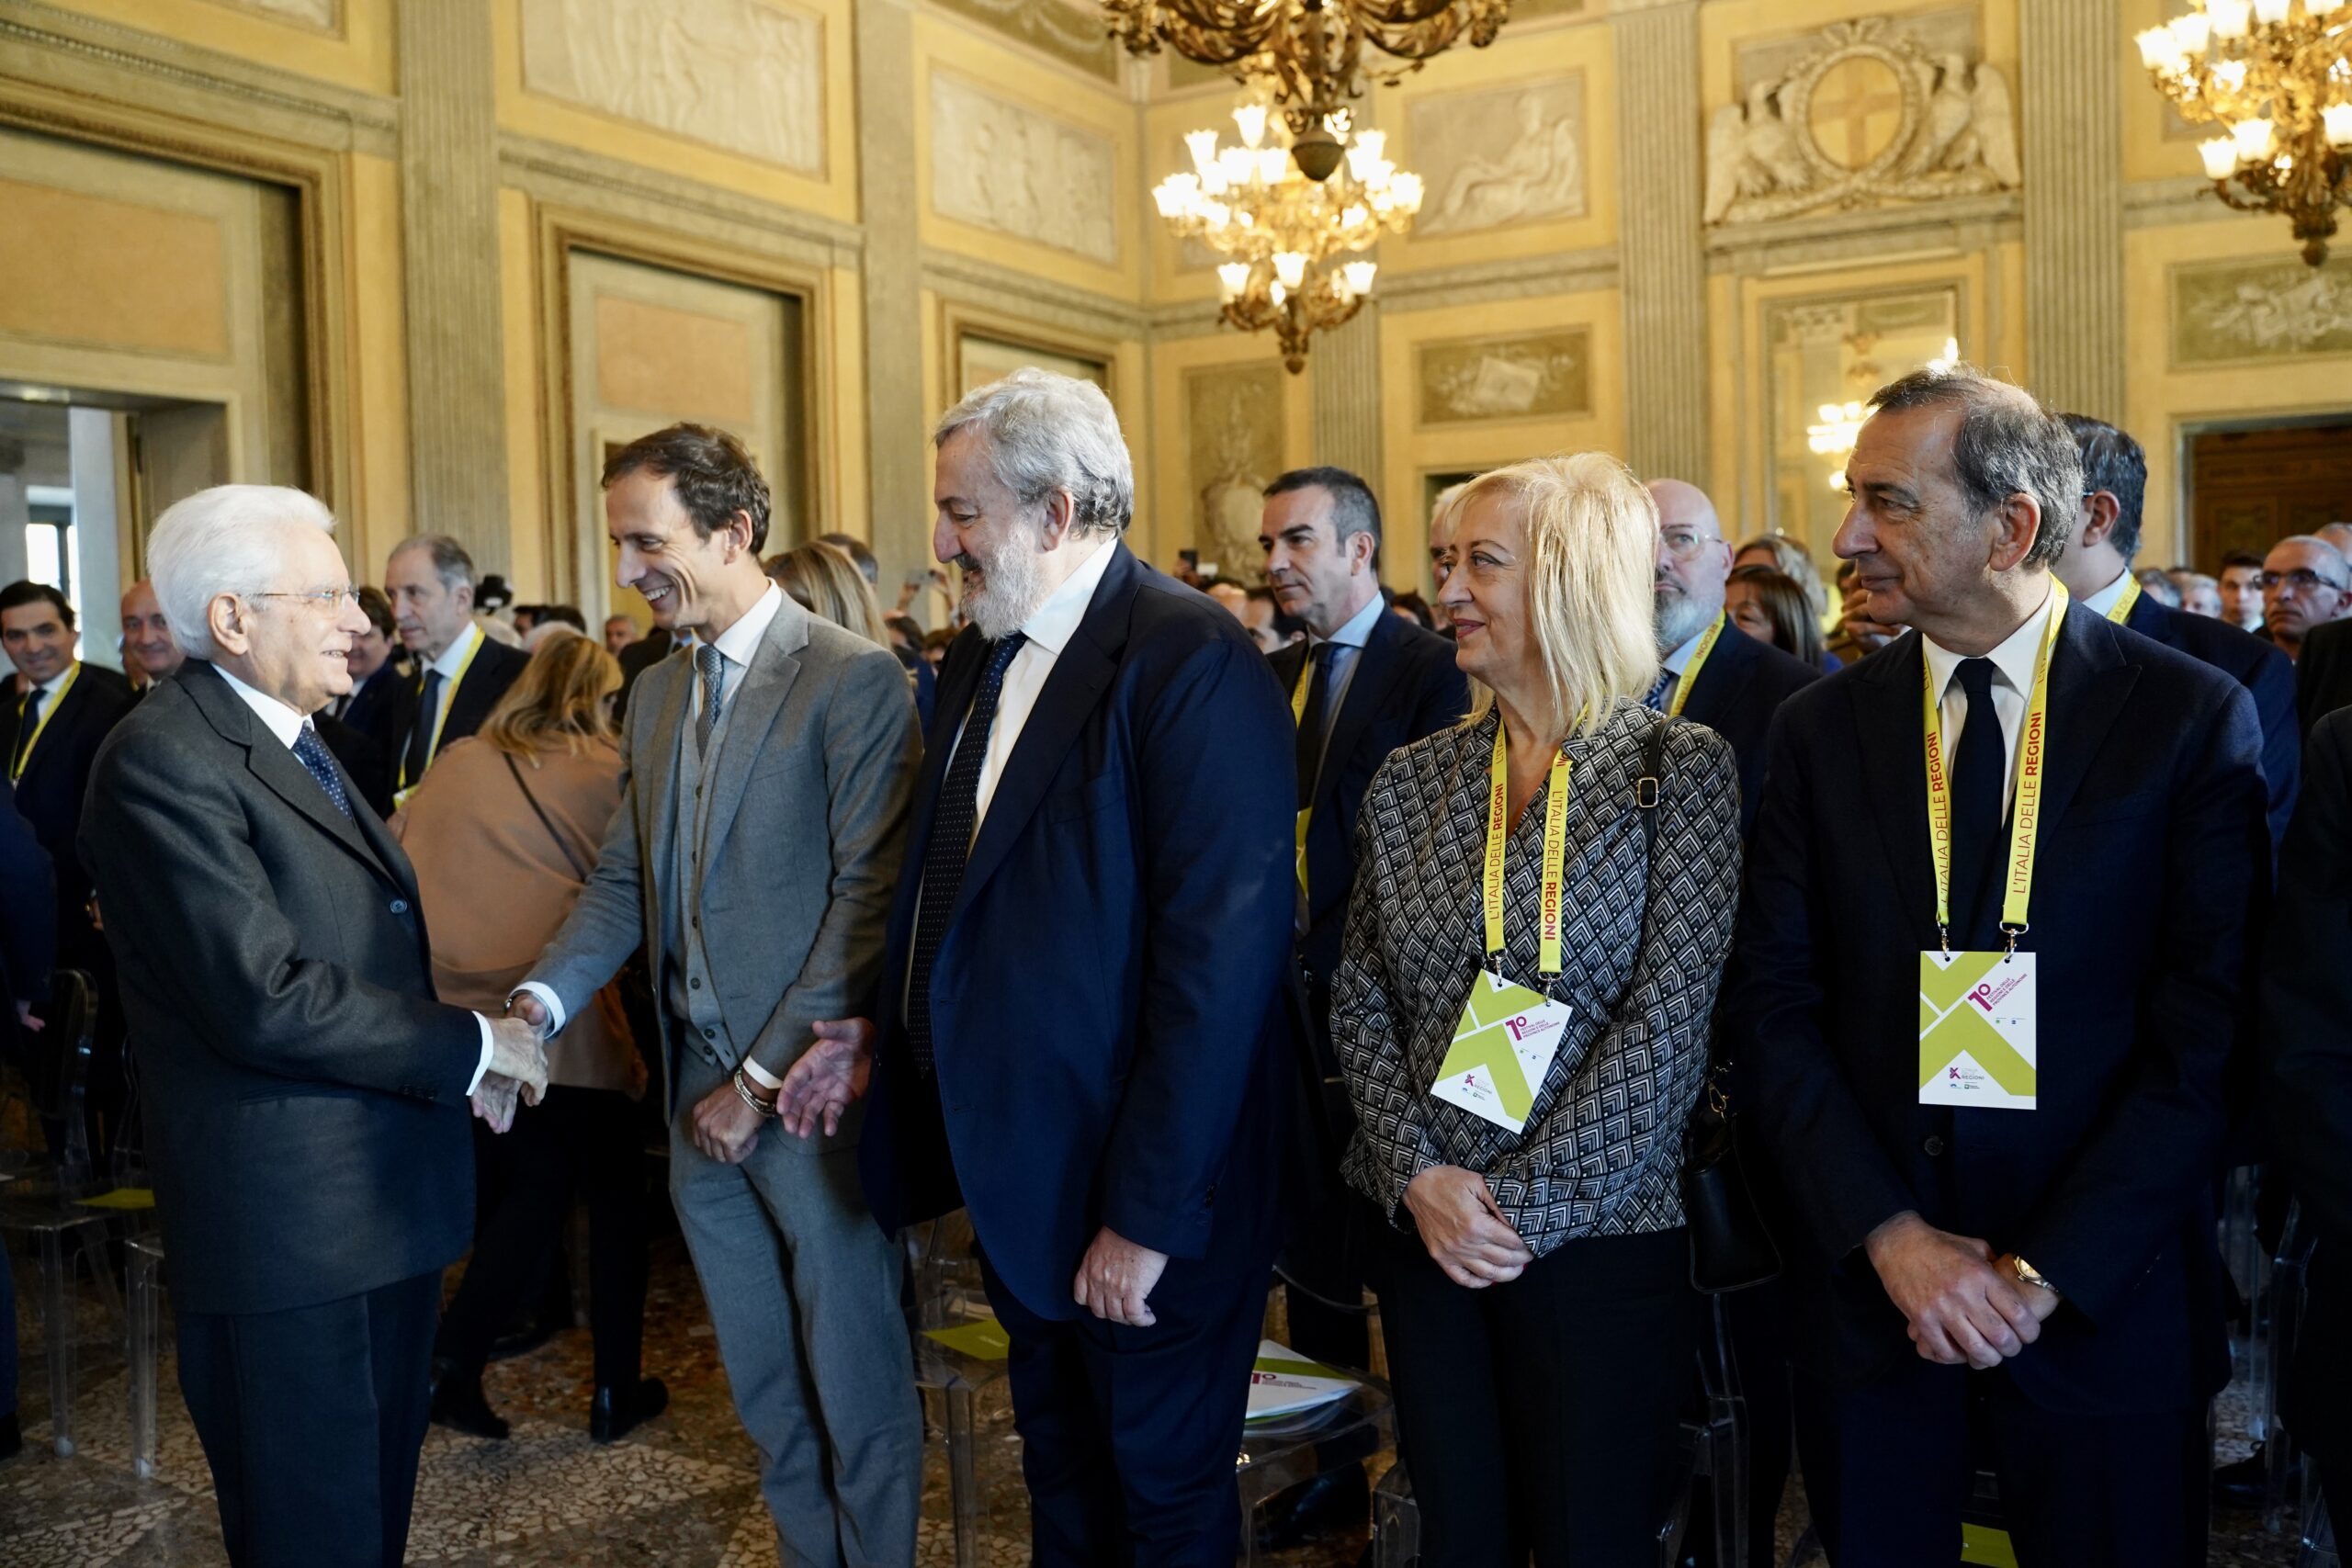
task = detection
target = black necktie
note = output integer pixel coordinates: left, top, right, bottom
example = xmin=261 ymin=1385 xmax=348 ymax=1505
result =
xmin=402 ymin=669 xmax=444 ymax=787
xmin=906 ymin=633 xmax=1027 ymax=1076
xmin=293 ymin=723 xmax=355 ymax=819
xmin=10 ymin=684 xmax=44 ymax=775
xmin=1295 ymin=644 xmax=1336 ymax=807
xmin=1947 ymin=657 xmax=2005 ymax=942
xmin=695 ymin=644 xmax=726 ymax=756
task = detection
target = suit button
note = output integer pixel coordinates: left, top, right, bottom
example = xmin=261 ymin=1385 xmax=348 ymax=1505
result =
xmin=1204 ymin=1184 xmax=1216 ymax=1207
xmin=390 ymin=899 xmax=409 ymax=915
xmin=1923 ymin=1135 xmax=1947 ymax=1157
xmin=703 ymin=1027 xmax=717 ymax=1041
xmin=690 ymin=976 xmax=702 ymax=989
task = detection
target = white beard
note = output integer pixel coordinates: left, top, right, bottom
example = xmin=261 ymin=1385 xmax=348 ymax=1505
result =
xmin=964 ymin=531 xmax=1052 ymax=642
xmin=1653 ymin=589 xmax=1716 ymax=655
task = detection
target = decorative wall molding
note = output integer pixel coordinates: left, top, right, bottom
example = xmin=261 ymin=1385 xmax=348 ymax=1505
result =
xmin=1374 ymin=246 xmax=1623 ymax=311
xmin=2020 ymin=0 xmax=2122 ymax=420
xmin=1614 ymin=0 xmax=1708 ymax=482
xmin=856 ymin=0 xmax=930 ymax=584
xmin=922 ymin=0 xmax=1122 ymax=83
xmin=497 ymin=133 xmax=864 ymax=272
xmin=2171 ymin=255 xmax=2352 ymax=368
xmin=1407 ymin=73 xmax=1587 ymax=239
xmin=921 ymin=248 xmax=1152 ymax=341
xmin=1414 ymin=325 xmax=1593 ymax=428
xmin=1311 ymin=306 xmax=1382 ymax=479
xmin=927 ymin=71 xmax=1121 ymax=265
xmin=1703 ymin=190 xmax=2019 ymax=272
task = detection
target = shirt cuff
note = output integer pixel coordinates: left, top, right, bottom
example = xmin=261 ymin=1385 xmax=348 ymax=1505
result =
xmin=740 ymin=1056 xmax=784 ymax=1091
xmin=512 ymin=981 xmax=568 ymax=1036
xmin=467 ymin=1013 xmax=494 ymax=1096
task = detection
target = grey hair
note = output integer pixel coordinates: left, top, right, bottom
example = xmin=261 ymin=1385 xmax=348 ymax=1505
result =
xmin=390 ymin=533 xmax=477 ymax=593
xmin=1867 ymin=364 xmax=2083 ymax=569
xmin=147 ymin=485 xmax=338 ymax=660
xmin=933 ymin=368 xmax=1134 ymax=537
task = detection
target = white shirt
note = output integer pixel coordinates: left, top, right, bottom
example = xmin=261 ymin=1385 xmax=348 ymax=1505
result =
xmin=1918 ymin=583 xmax=2060 ymax=818
xmin=216 ymin=662 xmax=493 ymax=1093
xmin=956 ymin=536 xmax=1119 ymax=831
xmin=2081 ymin=570 xmax=2132 ymax=620
xmin=419 ymin=620 xmax=484 ymax=755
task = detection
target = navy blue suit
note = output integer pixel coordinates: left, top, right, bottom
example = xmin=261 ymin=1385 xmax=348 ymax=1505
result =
xmin=1733 ymin=601 xmax=2267 ymax=1564
xmin=860 ymin=543 xmax=1300 ymax=1565
xmin=2123 ymin=591 xmax=2298 ymax=846
xmin=1672 ymin=618 xmax=1820 ymax=839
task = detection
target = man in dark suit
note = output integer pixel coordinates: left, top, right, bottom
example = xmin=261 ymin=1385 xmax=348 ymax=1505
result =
xmin=0 ymin=777 xmax=53 ymax=1461
xmin=2050 ymin=414 xmax=2299 ymax=846
xmin=383 ymin=534 xmax=530 ymax=807
xmin=1733 ymin=367 xmax=2267 ymax=1566
xmin=2263 ymin=706 xmax=2352 ymax=1534
xmin=324 ymin=585 xmax=403 ymax=816
xmin=81 ymin=484 xmax=548 ymax=1568
xmin=1647 ymin=479 xmax=1819 ymax=835
xmin=785 ymin=369 xmax=1299 ymax=1566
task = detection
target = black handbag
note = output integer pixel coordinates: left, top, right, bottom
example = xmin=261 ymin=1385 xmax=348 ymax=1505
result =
xmin=1634 ymin=715 xmax=1781 ymax=1294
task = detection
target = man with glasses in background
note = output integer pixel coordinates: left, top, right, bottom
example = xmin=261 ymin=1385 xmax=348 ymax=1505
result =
xmin=2254 ymin=536 xmax=2351 ymax=664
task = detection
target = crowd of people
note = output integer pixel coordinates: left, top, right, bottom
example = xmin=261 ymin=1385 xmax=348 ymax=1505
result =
xmin=1 ymin=360 xmax=2348 ymax=1568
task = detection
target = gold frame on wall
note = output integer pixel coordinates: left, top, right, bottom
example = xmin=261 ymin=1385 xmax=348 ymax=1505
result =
xmin=937 ymin=298 xmax=1121 ymax=411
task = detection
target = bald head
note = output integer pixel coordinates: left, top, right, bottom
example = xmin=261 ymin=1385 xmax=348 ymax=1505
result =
xmin=1650 ymin=479 xmax=1733 ymax=653
xmin=2321 ymin=521 xmax=2352 ymax=559
xmin=1648 ymin=479 xmax=1724 ymax=542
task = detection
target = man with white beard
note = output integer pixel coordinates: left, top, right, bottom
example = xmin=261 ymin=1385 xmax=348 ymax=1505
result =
xmin=779 ymin=369 xmax=1304 ymax=1567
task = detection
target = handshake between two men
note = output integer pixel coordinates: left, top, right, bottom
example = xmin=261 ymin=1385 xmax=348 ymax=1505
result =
xmin=473 ymin=1007 xmax=555 ymax=1134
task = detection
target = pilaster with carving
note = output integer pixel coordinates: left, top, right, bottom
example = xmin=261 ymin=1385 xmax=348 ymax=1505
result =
xmin=856 ymin=0 xmax=929 ymax=585
xmin=395 ymin=0 xmax=509 ymax=568
xmin=2020 ymin=0 xmax=2124 ymax=421
xmin=1310 ymin=303 xmax=1383 ymax=484
xmin=1612 ymin=0 xmax=1709 ymax=483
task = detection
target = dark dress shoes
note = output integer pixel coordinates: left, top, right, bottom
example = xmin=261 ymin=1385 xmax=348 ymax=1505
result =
xmin=428 ymin=1359 xmax=510 ymax=1441
xmin=589 ymin=1377 xmax=669 ymax=1444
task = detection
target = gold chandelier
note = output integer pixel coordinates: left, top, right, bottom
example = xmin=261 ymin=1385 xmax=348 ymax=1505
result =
xmin=1153 ymin=105 xmax=1423 ymax=372
xmin=1107 ymin=0 xmax=1511 ymax=151
xmin=2135 ymin=0 xmax=2352 ymax=265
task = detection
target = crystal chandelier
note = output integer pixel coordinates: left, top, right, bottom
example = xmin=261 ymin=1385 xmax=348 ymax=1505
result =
xmin=1152 ymin=105 xmax=1423 ymax=372
xmin=1107 ymin=0 xmax=1511 ymax=154
xmin=2135 ymin=0 xmax=2352 ymax=265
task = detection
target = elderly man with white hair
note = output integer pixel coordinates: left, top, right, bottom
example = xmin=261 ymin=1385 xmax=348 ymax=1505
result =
xmin=79 ymin=485 xmax=548 ymax=1568
xmin=779 ymin=368 xmax=1304 ymax=1566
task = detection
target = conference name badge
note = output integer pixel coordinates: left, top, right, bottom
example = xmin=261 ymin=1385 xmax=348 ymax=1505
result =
xmin=1917 ymin=950 xmax=2038 ymax=1111
xmin=1431 ymin=970 xmax=1573 ymax=1134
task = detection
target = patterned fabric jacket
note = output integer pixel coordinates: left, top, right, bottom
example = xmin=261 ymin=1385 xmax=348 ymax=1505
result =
xmin=1332 ymin=699 xmax=1743 ymax=1255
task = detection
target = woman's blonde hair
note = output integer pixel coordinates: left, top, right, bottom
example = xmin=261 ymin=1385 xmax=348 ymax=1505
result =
xmin=1455 ymin=452 xmax=1661 ymax=740
xmin=766 ymin=539 xmax=889 ymax=646
xmin=476 ymin=634 xmax=622 ymax=760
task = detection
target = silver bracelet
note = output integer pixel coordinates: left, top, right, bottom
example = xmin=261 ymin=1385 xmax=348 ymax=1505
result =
xmin=731 ymin=1067 xmax=778 ymax=1118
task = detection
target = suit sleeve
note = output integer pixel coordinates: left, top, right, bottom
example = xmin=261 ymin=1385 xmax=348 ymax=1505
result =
xmin=745 ymin=650 xmax=922 ymax=1079
xmin=2008 ymin=683 xmax=2265 ymax=1322
xmin=2264 ymin=713 xmax=2352 ymax=1248
xmin=1097 ymin=636 xmax=1298 ymax=1258
xmin=81 ymin=732 xmax=479 ymax=1100
xmin=0 ymin=788 xmax=54 ymax=1005
xmin=524 ymin=676 xmax=657 ymax=1023
xmin=1733 ymin=706 xmax=1924 ymax=1258
xmin=2251 ymin=647 xmax=2301 ymax=849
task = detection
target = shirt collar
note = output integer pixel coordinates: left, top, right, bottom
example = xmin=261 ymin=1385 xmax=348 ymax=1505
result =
xmin=708 ymin=582 xmax=785 ymax=671
xmin=213 ymin=662 xmax=308 ymax=750
xmin=1310 ymin=587 xmax=1387 ymax=653
xmin=33 ymin=661 xmax=76 ymax=700
xmin=1661 ymin=615 xmax=1721 ymax=676
xmin=2081 ymin=570 xmax=2132 ymax=619
xmin=426 ymin=619 xmax=482 ymax=681
xmin=1921 ymin=581 xmax=2058 ymax=703
xmin=1018 ymin=536 xmax=1117 ymax=657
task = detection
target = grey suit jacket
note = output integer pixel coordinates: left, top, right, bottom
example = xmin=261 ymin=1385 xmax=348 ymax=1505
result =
xmin=526 ymin=594 xmax=922 ymax=1132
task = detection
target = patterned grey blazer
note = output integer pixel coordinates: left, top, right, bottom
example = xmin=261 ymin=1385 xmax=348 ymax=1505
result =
xmin=1332 ymin=699 xmax=1742 ymax=1255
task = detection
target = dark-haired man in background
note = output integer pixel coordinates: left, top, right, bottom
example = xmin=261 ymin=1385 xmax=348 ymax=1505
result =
xmin=2220 ymin=549 xmax=2267 ymax=635
xmin=384 ymin=535 xmax=530 ymax=807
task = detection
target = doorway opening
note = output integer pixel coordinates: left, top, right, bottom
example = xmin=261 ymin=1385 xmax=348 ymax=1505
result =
xmin=2186 ymin=415 xmax=2352 ymax=572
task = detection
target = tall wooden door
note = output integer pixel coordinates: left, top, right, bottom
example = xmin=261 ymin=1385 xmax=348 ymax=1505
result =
xmin=2191 ymin=423 xmax=2352 ymax=570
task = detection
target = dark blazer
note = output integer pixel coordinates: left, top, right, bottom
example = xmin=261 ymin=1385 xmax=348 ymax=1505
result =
xmin=1270 ymin=609 xmax=1468 ymax=999
xmin=858 ymin=545 xmax=1302 ymax=1321
xmin=1732 ymin=602 xmax=2267 ymax=1415
xmin=2293 ymin=615 xmax=2352 ymax=739
xmin=0 ymin=777 xmax=54 ymax=1017
xmin=2262 ymin=708 xmax=2352 ymax=1463
xmin=320 ymin=708 xmax=394 ymax=818
xmin=1673 ymin=617 xmax=1820 ymax=838
xmin=78 ymin=661 xmax=481 ymax=1315
xmin=614 ymin=626 xmax=675 ymax=723
xmin=337 ymin=663 xmax=405 ymax=751
xmin=2124 ymin=592 xmax=2299 ymax=845
xmin=388 ymin=633 xmax=531 ymax=788
xmin=8 ymin=661 xmax=132 ymax=942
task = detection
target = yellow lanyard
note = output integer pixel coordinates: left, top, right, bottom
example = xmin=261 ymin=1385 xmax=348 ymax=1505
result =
xmin=399 ymin=631 xmax=484 ymax=791
xmin=9 ymin=662 xmax=80 ymax=784
xmin=2103 ymin=574 xmax=2142 ymax=625
xmin=1921 ymin=582 xmax=2068 ymax=953
xmin=1291 ymin=657 xmax=1316 ymax=894
xmin=1667 ymin=613 xmax=1727 ymax=717
xmin=1482 ymin=718 xmax=1573 ymax=977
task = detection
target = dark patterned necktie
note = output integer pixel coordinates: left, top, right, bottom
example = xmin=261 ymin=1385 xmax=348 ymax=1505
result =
xmin=695 ymin=644 xmax=726 ymax=756
xmin=293 ymin=723 xmax=354 ymax=819
xmin=1295 ymin=643 xmax=1335 ymax=807
xmin=1643 ymin=670 xmax=1674 ymax=713
xmin=906 ymin=633 xmax=1027 ymax=1076
xmin=402 ymin=669 xmax=443 ymax=786
xmin=1947 ymin=657 xmax=2004 ymax=939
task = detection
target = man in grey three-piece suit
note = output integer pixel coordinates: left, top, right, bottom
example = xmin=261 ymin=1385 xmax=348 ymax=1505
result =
xmin=511 ymin=424 xmax=923 ymax=1567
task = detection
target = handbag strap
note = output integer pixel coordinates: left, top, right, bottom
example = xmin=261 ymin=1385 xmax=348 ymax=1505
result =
xmin=503 ymin=750 xmax=593 ymax=882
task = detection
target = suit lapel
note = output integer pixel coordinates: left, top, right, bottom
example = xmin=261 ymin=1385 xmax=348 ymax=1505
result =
xmin=1316 ymin=612 xmax=1405 ymax=808
xmin=184 ymin=665 xmax=396 ymax=886
xmin=12 ymin=671 xmax=87 ymax=785
xmin=1684 ymin=622 xmax=1760 ymax=728
xmin=637 ymin=653 xmax=691 ymax=919
xmin=700 ymin=601 xmax=808 ymax=863
xmin=2032 ymin=604 xmax=2137 ymax=835
xmin=1849 ymin=635 xmax=1939 ymax=940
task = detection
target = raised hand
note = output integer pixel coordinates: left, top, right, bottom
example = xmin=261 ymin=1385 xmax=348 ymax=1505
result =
xmin=776 ymin=1018 xmax=877 ymax=1138
xmin=487 ymin=1014 xmax=550 ymax=1106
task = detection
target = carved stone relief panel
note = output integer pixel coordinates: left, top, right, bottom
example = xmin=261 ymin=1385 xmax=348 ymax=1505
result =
xmin=520 ymin=0 xmax=826 ymax=175
xmin=1185 ymin=362 xmax=1284 ymax=581
xmin=928 ymin=0 xmax=1121 ymax=82
xmin=1408 ymin=74 xmax=1588 ymax=238
xmin=2172 ymin=257 xmax=2352 ymax=367
xmin=930 ymin=73 xmax=1120 ymax=265
xmin=1415 ymin=327 xmax=1592 ymax=426
xmin=1707 ymin=11 xmax=2017 ymax=225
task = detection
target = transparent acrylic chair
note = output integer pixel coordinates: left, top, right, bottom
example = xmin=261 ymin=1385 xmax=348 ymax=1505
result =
xmin=125 ymin=1232 xmax=166 ymax=1478
xmin=905 ymin=1212 xmax=1017 ymax=1568
xmin=1237 ymin=1375 xmax=1396 ymax=1566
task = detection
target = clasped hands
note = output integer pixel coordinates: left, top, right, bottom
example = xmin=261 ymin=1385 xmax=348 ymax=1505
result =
xmin=472 ymin=995 xmax=553 ymax=1134
xmin=1406 ymin=1166 xmax=1532 ymax=1289
xmin=1865 ymin=1210 xmax=2061 ymax=1370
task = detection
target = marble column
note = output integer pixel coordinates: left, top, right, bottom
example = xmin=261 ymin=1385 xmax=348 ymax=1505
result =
xmin=395 ymin=0 xmax=509 ymax=570
xmin=1611 ymin=0 xmax=1710 ymax=483
xmin=854 ymin=0 xmax=931 ymax=589
xmin=1310 ymin=303 xmax=1383 ymax=486
xmin=2019 ymin=0 xmax=2125 ymax=422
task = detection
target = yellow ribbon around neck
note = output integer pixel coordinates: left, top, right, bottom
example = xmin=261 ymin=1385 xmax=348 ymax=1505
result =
xmin=1482 ymin=716 xmax=1573 ymax=979
xmin=1291 ymin=655 xmax=1316 ymax=896
xmin=1667 ymin=612 xmax=1727 ymax=717
xmin=1920 ymin=581 xmax=2068 ymax=953
xmin=2103 ymin=573 xmax=2142 ymax=625
xmin=9 ymin=661 xmax=81 ymax=784
xmin=398 ymin=627 xmax=485 ymax=793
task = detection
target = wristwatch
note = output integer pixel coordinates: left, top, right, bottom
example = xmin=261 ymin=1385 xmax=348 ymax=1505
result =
xmin=2010 ymin=1255 xmax=2061 ymax=1299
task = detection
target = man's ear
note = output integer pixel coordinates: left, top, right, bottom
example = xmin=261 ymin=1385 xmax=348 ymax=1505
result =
xmin=2079 ymin=491 xmax=2121 ymax=551
xmin=1987 ymin=492 xmax=2041 ymax=574
xmin=1036 ymin=490 xmax=1078 ymax=551
xmin=207 ymin=592 xmax=251 ymax=656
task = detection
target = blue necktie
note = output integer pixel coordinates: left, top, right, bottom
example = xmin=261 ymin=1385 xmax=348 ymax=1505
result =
xmin=1643 ymin=670 xmax=1674 ymax=712
xmin=906 ymin=633 xmax=1027 ymax=1077
xmin=293 ymin=723 xmax=354 ymax=819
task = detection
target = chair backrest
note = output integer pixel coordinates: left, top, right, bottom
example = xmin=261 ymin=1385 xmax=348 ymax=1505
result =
xmin=34 ymin=969 xmax=96 ymax=1189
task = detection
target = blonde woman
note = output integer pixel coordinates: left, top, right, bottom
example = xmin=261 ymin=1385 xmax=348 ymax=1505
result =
xmin=765 ymin=538 xmax=889 ymax=646
xmin=394 ymin=636 xmax=664 ymax=1446
xmin=1332 ymin=453 xmax=1742 ymax=1562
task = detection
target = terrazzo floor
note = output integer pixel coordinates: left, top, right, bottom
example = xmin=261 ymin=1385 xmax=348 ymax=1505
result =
xmin=0 ymin=1232 xmax=2318 ymax=1567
